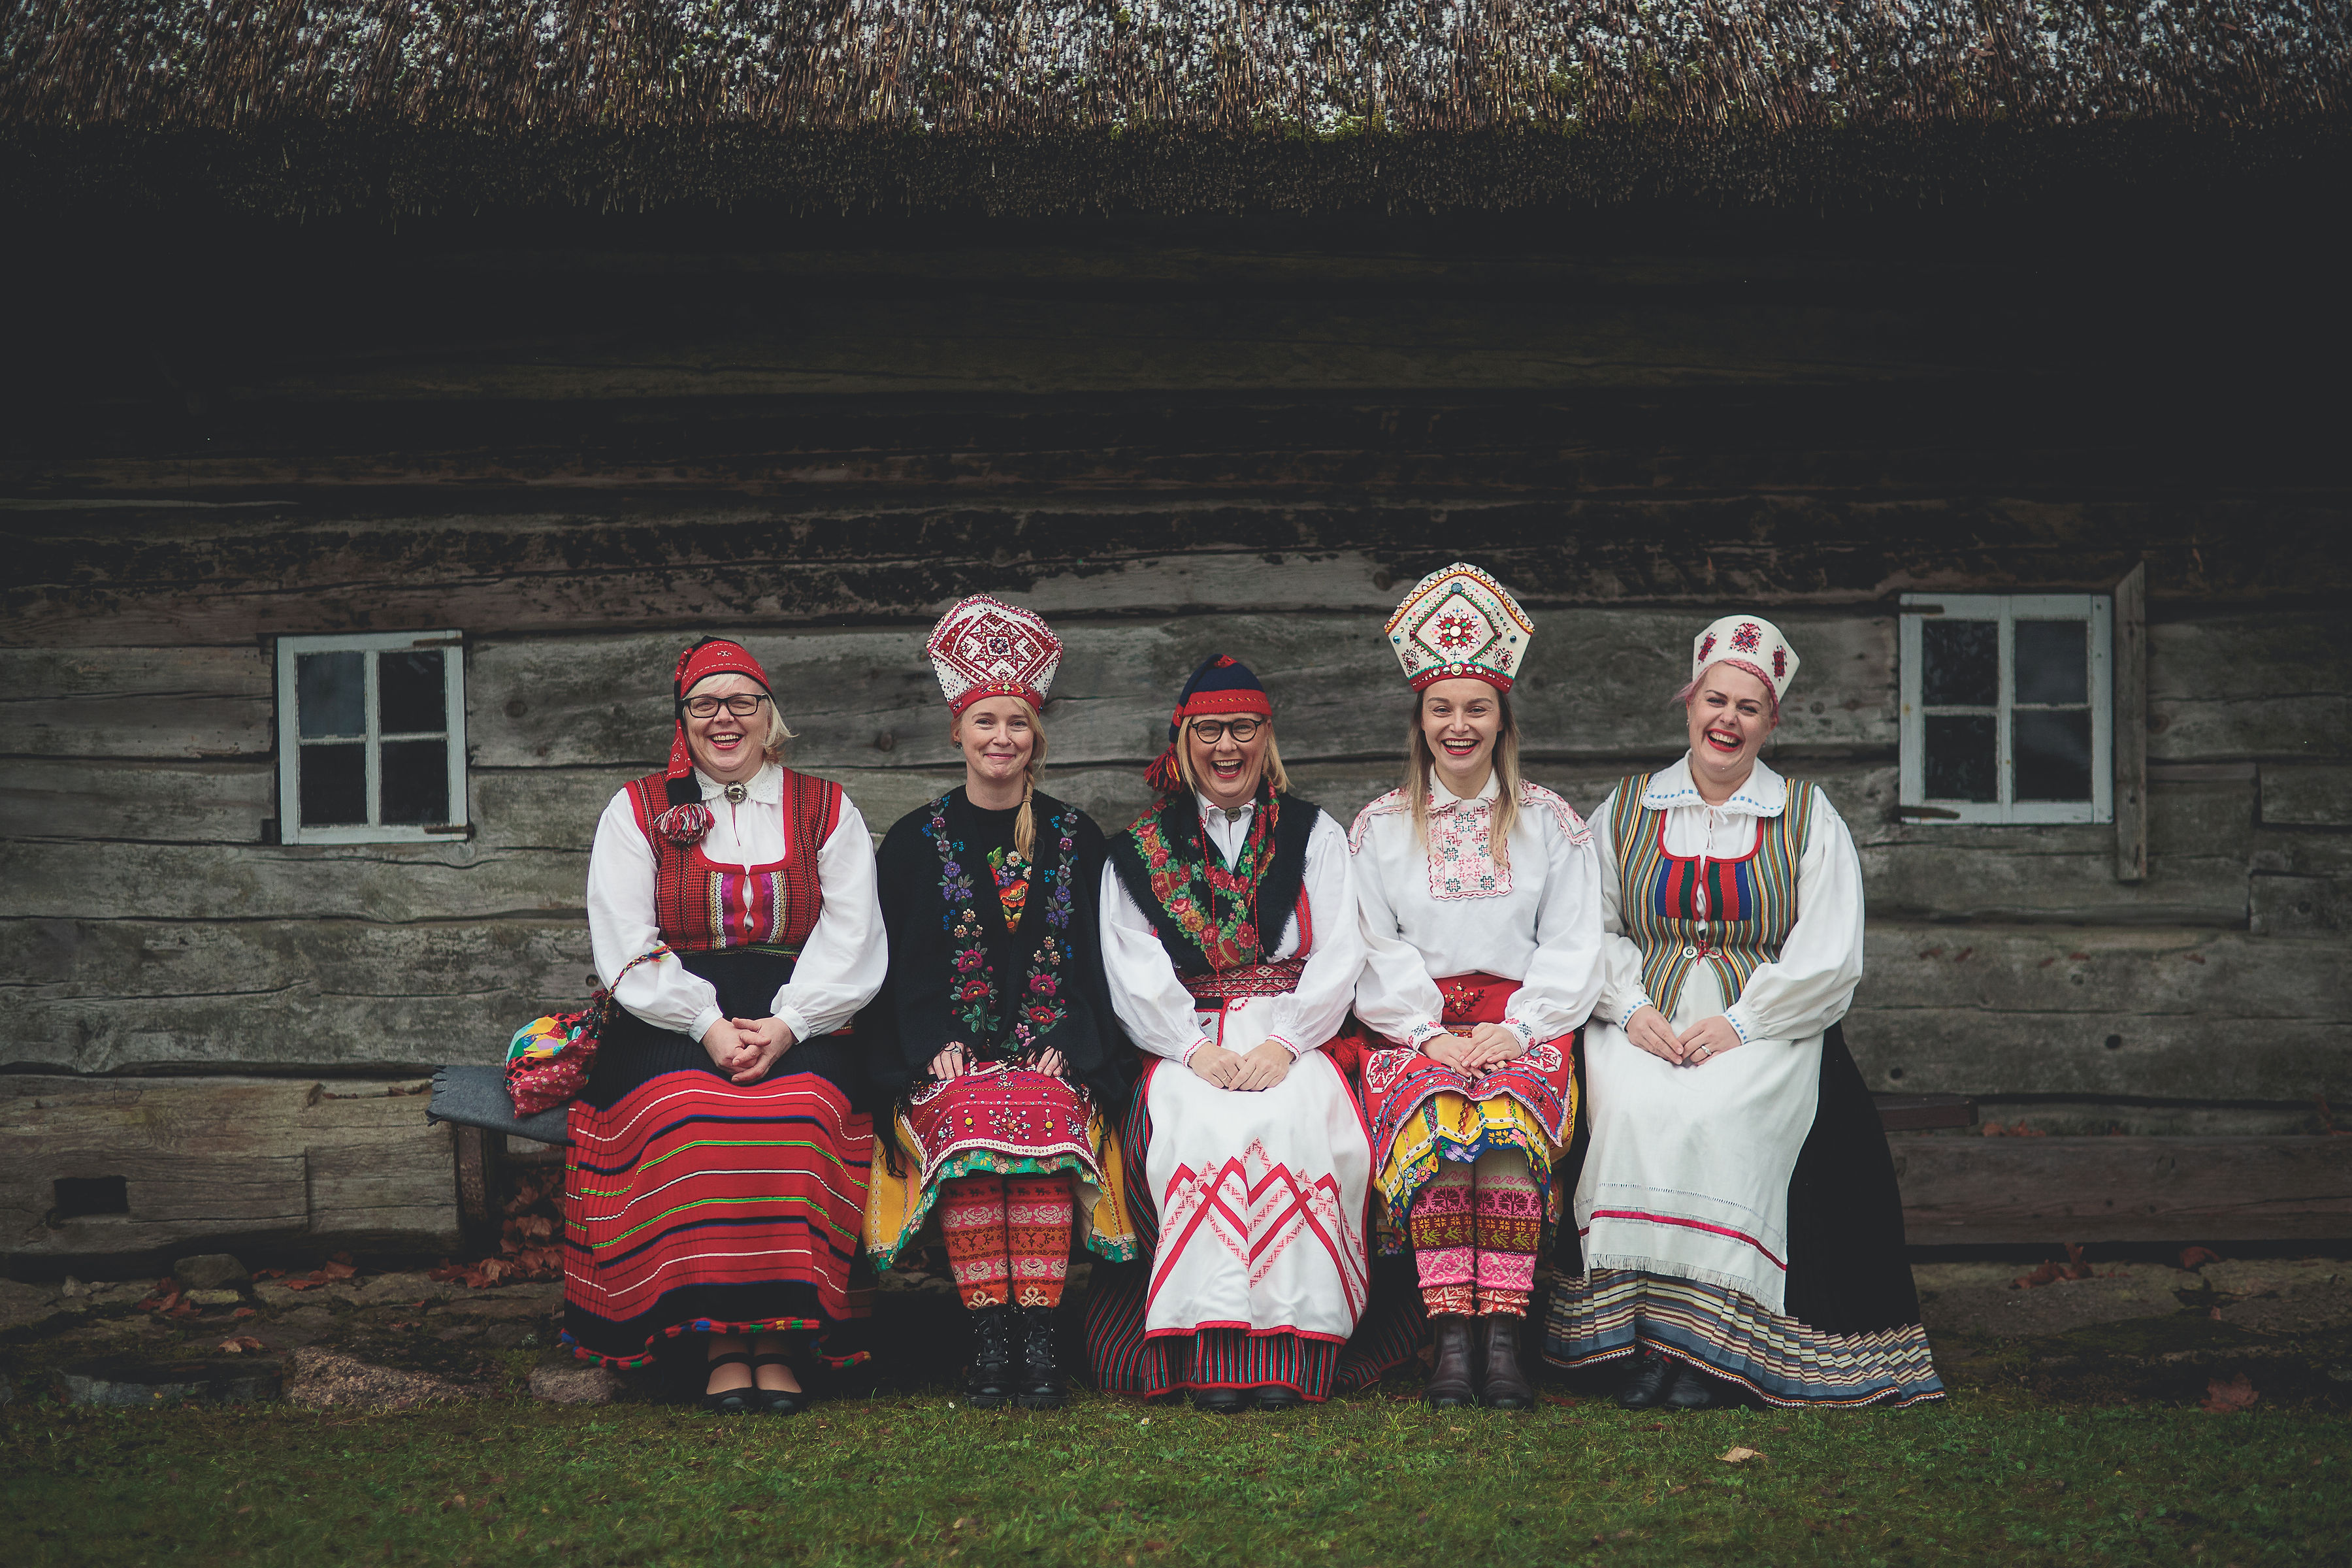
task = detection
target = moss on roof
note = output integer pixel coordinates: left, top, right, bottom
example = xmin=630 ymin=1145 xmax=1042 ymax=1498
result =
xmin=4 ymin=0 xmax=2347 ymax=215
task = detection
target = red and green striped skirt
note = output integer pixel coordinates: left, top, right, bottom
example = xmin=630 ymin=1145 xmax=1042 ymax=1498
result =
xmin=560 ymin=1064 xmax=875 ymax=1367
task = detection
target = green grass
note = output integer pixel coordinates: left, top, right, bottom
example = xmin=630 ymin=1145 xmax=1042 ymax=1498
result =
xmin=3 ymin=1386 xmax=2345 ymax=1567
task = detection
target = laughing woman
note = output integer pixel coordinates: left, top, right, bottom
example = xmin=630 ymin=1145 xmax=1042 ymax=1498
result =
xmin=1088 ymin=655 xmax=1373 ymax=1413
xmin=1348 ymin=565 xmax=1604 ymax=1410
xmin=571 ymin=638 xmax=885 ymax=1414
xmin=1545 ymin=616 xmax=1942 ymax=1411
xmin=863 ymin=597 xmax=1138 ymax=1412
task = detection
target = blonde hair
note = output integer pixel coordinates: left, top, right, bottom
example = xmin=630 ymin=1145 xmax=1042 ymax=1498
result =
xmin=952 ymin=698 xmax=1048 ymax=858
xmin=1174 ymin=717 xmax=1288 ymax=799
xmin=1406 ymin=691 xmax=1522 ymax=866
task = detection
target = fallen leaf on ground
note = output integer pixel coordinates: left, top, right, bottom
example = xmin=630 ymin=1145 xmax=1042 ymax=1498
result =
xmin=217 ymin=1335 xmax=265 ymax=1354
xmin=1721 ymin=1446 xmax=1764 ymax=1463
xmin=2180 ymin=1246 xmax=2222 ymax=1269
xmin=319 ymin=1259 xmax=357 ymax=1280
xmin=2201 ymin=1375 xmax=2259 ymax=1413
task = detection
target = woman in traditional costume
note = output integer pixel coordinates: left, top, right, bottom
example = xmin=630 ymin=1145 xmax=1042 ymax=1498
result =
xmin=1087 ymin=656 xmax=1373 ymax=1413
xmin=1545 ymin=615 xmax=1943 ymax=1409
xmin=862 ymin=596 xmax=1139 ymax=1412
xmin=569 ymin=638 xmax=885 ymax=1414
xmin=1347 ymin=564 xmax=1604 ymax=1409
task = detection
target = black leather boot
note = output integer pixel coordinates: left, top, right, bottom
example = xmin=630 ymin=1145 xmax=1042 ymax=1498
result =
xmin=1616 ymin=1345 xmax=1676 ymax=1409
xmin=964 ymin=1304 xmax=1016 ymax=1409
xmin=1014 ymin=1304 xmax=1068 ymax=1411
xmin=1661 ymin=1361 xmax=1733 ymax=1411
xmin=1480 ymin=1316 xmax=1534 ymax=1410
xmin=1425 ymin=1318 xmax=1477 ymax=1409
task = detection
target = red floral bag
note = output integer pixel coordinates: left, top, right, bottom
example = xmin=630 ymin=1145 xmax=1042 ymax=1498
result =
xmin=504 ymin=947 xmax=670 ymax=1117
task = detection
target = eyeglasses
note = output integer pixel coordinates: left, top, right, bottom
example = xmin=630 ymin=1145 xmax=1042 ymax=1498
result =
xmin=681 ymin=694 xmax=770 ymax=720
xmin=1187 ymin=718 xmax=1264 ymax=744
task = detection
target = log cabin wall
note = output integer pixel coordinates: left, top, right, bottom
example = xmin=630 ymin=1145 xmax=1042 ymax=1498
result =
xmin=4 ymin=207 xmax=2348 ymax=1261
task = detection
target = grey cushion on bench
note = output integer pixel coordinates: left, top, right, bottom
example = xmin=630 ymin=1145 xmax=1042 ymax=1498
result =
xmin=426 ymin=1064 xmax=574 ymax=1146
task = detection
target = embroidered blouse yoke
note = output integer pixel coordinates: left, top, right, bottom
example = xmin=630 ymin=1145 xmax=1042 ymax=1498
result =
xmin=587 ymin=761 xmax=886 ymax=1046
xmin=1592 ymin=755 xmax=1864 ymax=1044
xmin=1100 ymin=792 xmax=1364 ymax=1063
xmin=1350 ymin=774 xmax=1607 ymax=1049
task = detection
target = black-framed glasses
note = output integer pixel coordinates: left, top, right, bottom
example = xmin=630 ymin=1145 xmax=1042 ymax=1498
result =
xmin=1188 ymin=718 xmax=1264 ymax=743
xmin=681 ymin=694 xmax=770 ymax=720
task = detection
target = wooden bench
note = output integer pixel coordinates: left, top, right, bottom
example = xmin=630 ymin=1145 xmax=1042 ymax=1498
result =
xmin=1874 ymin=1093 xmax=1978 ymax=1133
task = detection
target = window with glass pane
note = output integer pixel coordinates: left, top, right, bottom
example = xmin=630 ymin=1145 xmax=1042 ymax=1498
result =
xmin=274 ymin=633 xmax=468 ymax=843
xmin=1899 ymin=594 xmax=2112 ymax=825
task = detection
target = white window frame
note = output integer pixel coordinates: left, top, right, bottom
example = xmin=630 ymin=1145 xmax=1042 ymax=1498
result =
xmin=1899 ymin=593 xmax=2112 ymax=825
xmin=274 ymin=630 xmax=469 ymax=845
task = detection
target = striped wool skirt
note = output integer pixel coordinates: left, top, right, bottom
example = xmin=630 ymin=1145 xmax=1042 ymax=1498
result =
xmin=561 ymin=1009 xmax=875 ymax=1368
xmin=1545 ymin=1023 xmax=1943 ymax=1408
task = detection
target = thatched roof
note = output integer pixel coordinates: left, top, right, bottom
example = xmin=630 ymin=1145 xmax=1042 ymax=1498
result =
xmin=5 ymin=1 xmax=2348 ymax=216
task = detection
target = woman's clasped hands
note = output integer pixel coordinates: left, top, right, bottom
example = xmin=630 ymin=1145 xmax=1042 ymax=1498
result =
xmin=1423 ymin=1022 xmax=1527 ymax=1076
xmin=1188 ymin=1039 xmax=1292 ymax=1092
xmin=702 ymin=1016 xmax=798 ymax=1084
xmin=1624 ymin=1005 xmax=1744 ymax=1068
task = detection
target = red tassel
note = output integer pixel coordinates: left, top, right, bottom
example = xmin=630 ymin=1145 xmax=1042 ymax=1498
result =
xmin=651 ymin=801 xmax=713 ymax=845
xmin=1142 ymin=746 xmax=1184 ymax=796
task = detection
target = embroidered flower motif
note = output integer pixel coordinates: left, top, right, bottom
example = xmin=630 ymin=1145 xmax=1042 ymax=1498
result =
xmin=1128 ymin=792 xmax=1281 ymax=972
xmin=930 ymin=795 xmax=1075 ymax=1051
xmin=1772 ymin=645 xmax=1788 ymax=679
xmin=1426 ymin=798 xmax=1511 ymax=902
xmin=1698 ymin=632 xmax=1716 ymax=662
xmin=1732 ymin=621 xmax=1763 ymax=654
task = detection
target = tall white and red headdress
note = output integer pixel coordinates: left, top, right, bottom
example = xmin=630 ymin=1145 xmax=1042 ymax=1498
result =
xmin=1384 ymin=562 xmax=1535 ymax=691
xmin=926 ymin=595 xmax=1063 ymax=715
xmin=1690 ymin=613 xmax=1801 ymax=711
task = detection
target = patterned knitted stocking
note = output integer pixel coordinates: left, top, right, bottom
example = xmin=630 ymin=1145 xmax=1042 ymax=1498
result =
xmin=1471 ymin=1149 xmax=1542 ymax=1318
xmin=1409 ymin=1159 xmax=1477 ymax=1318
xmin=1005 ymin=1175 xmax=1075 ymax=1309
xmin=939 ymin=1173 xmax=1012 ymax=1309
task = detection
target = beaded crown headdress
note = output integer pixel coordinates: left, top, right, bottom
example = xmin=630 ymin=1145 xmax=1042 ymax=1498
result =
xmin=1384 ymin=562 xmax=1535 ymax=692
xmin=926 ymin=595 xmax=1062 ymax=715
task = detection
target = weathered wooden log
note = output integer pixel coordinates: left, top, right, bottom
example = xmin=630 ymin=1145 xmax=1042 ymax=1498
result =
xmin=1895 ymin=1135 xmax=2352 ymax=1244
xmin=0 ymin=757 xmax=274 ymax=843
xmin=7 ymin=915 xmax=2344 ymax=1100
xmin=0 ymin=645 xmax=271 ymax=758
xmin=2262 ymin=766 xmax=2352 ymax=828
xmin=1 ymin=1076 xmax=457 ymax=1260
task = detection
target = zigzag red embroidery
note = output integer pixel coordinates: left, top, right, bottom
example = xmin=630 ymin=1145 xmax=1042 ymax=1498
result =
xmin=1150 ymin=1151 xmax=1368 ymax=1316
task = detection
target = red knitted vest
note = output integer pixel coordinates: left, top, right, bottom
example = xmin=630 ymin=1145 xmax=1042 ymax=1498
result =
xmin=622 ymin=769 xmax=843 ymax=954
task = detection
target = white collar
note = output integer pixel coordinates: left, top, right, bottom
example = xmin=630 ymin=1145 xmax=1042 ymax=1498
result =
xmin=698 ymin=761 xmax=781 ymax=804
xmin=1641 ymin=754 xmax=1788 ymax=818
xmin=1194 ymin=790 xmax=1255 ymax=824
xmin=1428 ymin=769 xmax=1503 ymax=811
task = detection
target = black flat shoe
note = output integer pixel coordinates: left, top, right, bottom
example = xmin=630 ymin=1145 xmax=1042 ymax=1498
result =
xmin=701 ymin=1350 xmax=757 ymax=1414
xmin=1191 ymin=1387 xmax=1249 ymax=1414
xmin=1479 ymin=1316 xmax=1534 ymax=1411
xmin=1661 ymin=1363 xmax=1733 ymax=1411
xmin=1616 ymin=1347 xmax=1676 ymax=1411
xmin=1425 ymin=1318 xmax=1477 ymax=1409
xmin=752 ymin=1352 xmax=808 ymax=1416
xmin=1014 ymin=1304 xmax=1068 ymax=1411
xmin=1253 ymin=1386 xmax=1303 ymax=1411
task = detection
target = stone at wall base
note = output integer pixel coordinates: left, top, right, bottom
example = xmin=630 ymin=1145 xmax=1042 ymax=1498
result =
xmin=174 ymin=1254 xmax=252 ymax=1292
xmin=528 ymin=1362 xmax=623 ymax=1405
xmin=57 ymin=1356 xmax=284 ymax=1408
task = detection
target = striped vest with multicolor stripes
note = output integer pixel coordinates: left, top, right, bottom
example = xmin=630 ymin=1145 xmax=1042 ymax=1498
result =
xmin=1607 ymin=772 xmax=1818 ymax=1020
